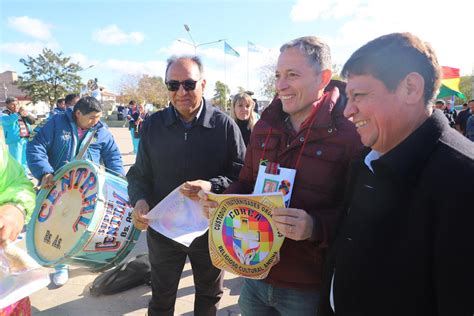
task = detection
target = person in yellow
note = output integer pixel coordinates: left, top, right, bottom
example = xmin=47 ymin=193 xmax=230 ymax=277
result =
xmin=0 ymin=141 xmax=36 ymax=315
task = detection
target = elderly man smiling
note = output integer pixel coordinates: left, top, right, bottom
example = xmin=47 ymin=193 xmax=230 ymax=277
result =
xmin=320 ymin=32 xmax=474 ymax=316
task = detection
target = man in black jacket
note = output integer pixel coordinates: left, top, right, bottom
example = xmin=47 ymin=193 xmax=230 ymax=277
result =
xmin=319 ymin=33 xmax=474 ymax=316
xmin=126 ymin=55 xmax=245 ymax=316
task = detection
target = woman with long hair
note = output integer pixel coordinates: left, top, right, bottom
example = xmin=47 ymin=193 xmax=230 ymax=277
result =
xmin=230 ymin=93 xmax=259 ymax=146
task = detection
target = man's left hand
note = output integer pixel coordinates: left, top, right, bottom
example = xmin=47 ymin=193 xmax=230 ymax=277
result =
xmin=272 ymin=208 xmax=314 ymax=241
xmin=180 ymin=180 xmax=211 ymax=201
xmin=0 ymin=204 xmax=25 ymax=246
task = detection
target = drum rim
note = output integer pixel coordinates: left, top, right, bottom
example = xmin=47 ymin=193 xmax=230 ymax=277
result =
xmin=26 ymin=160 xmax=101 ymax=265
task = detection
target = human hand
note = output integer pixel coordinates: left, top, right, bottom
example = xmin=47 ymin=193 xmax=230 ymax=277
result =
xmin=272 ymin=208 xmax=314 ymax=241
xmin=197 ymin=190 xmax=218 ymax=219
xmin=40 ymin=173 xmax=55 ymax=189
xmin=132 ymin=199 xmax=150 ymax=231
xmin=0 ymin=204 xmax=25 ymax=246
xmin=180 ymin=180 xmax=211 ymax=201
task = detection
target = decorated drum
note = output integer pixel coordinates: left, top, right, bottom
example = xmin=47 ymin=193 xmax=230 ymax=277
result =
xmin=26 ymin=160 xmax=140 ymax=271
xmin=208 ymin=193 xmax=285 ymax=279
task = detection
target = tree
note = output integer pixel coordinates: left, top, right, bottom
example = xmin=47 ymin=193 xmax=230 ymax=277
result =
xmin=259 ymin=60 xmax=276 ymax=100
xmin=213 ymin=81 xmax=230 ymax=111
xmin=332 ymin=63 xmax=343 ymax=80
xmin=457 ymin=75 xmax=473 ymax=104
xmin=17 ymin=48 xmax=83 ymax=110
xmin=117 ymin=74 xmax=168 ymax=109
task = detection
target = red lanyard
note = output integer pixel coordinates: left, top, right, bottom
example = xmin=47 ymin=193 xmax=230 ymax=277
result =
xmin=259 ymin=99 xmax=323 ymax=170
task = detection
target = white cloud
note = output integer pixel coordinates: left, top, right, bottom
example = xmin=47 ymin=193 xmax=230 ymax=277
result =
xmin=290 ymin=0 xmax=361 ymax=22
xmin=157 ymin=40 xmax=280 ymax=99
xmin=69 ymin=53 xmax=99 ymax=69
xmin=7 ymin=16 xmax=53 ymax=40
xmin=0 ymin=63 xmax=14 ymax=72
xmin=292 ymin=0 xmax=474 ymax=75
xmin=102 ymin=59 xmax=166 ymax=77
xmin=92 ymin=25 xmax=145 ymax=45
xmin=0 ymin=41 xmax=59 ymax=57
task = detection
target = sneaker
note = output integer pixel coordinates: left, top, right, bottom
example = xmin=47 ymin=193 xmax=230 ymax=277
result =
xmin=52 ymin=267 xmax=69 ymax=286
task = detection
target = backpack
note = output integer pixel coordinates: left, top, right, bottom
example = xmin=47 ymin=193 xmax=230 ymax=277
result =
xmin=89 ymin=253 xmax=151 ymax=296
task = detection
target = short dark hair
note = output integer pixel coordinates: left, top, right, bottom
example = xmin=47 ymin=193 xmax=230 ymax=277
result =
xmin=5 ymin=96 xmax=18 ymax=104
xmin=129 ymin=100 xmax=136 ymax=106
xmin=65 ymin=93 xmax=79 ymax=105
xmin=468 ymin=99 xmax=474 ymax=104
xmin=280 ymin=36 xmax=332 ymax=74
xmin=435 ymin=100 xmax=445 ymax=105
xmin=342 ymin=32 xmax=441 ymax=105
xmin=73 ymin=96 xmax=103 ymax=115
xmin=56 ymin=98 xmax=65 ymax=106
xmin=165 ymin=55 xmax=204 ymax=80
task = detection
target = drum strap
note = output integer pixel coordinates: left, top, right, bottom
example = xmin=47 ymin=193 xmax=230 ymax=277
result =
xmin=75 ymin=130 xmax=97 ymax=161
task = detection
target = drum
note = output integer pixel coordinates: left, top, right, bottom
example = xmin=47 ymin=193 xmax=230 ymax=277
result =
xmin=26 ymin=160 xmax=140 ymax=271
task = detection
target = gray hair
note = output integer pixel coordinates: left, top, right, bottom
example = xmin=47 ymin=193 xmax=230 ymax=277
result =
xmin=280 ymin=36 xmax=331 ymax=74
xmin=165 ymin=55 xmax=204 ymax=80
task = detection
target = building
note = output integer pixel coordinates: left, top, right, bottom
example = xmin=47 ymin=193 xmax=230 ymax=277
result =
xmin=0 ymin=70 xmax=31 ymax=108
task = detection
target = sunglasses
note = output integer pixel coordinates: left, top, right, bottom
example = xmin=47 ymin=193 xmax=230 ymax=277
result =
xmin=165 ymin=79 xmax=199 ymax=92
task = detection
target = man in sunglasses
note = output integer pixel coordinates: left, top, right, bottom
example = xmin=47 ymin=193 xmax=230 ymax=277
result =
xmin=127 ymin=55 xmax=245 ymax=316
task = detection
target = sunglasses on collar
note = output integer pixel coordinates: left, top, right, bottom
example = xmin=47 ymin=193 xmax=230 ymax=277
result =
xmin=165 ymin=79 xmax=200 ymax=91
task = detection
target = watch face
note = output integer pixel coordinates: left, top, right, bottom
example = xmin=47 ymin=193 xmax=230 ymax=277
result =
xmin=208 ymin=193 xmax=285 ymax=279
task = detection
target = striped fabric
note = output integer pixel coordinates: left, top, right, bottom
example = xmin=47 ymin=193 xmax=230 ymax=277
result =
xmin=18 ymin=117 xmax=30 ymax=138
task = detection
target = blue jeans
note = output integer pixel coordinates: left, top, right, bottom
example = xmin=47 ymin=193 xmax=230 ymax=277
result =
xmin=238 ymin=279 xmax=319 ymax=316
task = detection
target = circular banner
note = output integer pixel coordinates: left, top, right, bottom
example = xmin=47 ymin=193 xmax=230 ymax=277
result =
xmin=208 ymin=193 xmax=285 ymax=279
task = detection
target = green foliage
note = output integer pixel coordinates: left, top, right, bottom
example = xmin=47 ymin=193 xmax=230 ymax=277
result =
xmin=213 ymin=81 xmax=230 ymax=111
xmin=17 ymin=48 xmax=83 ymax=110
xmin=117 ymin=74 xmax=168 ymax=109
xmin=457 ymin=75 xmax=473 ymax=104
xmin=331 ymin=63 xmax=343 ymax=80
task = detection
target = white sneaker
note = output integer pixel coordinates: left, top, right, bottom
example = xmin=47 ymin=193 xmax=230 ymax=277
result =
xmin=52 ymin=267 xmax=69 ymax=286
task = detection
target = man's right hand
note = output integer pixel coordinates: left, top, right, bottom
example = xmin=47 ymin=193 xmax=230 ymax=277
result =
xmin=132 ymin=199 xmax=150 ymax=231
xmin=197 ymin=190 xmax=218 ymax=219
xmin=40 ymin=173 xmax=55 ymax=189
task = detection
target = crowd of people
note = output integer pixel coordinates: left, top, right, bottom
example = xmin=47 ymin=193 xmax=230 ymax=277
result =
xmin=1 ymin=31 xmax=473 ymax=316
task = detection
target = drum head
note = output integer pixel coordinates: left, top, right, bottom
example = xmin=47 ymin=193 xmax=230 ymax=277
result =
xmin=28 ymin=161 xmax=99 ymax=264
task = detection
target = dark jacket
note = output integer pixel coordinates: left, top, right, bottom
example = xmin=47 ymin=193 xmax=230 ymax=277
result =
xmin=126 ymin=99 xmax=246 ymax=208
xmin=225 ymin=81 xmax=364 ymax=290
xmin=319 ymin=110 xmax=474 ymax=316
xmin=236 ymin=119 xmax=252 ymax=146
xmin=130 ymin=111 xmax=150 ymax=139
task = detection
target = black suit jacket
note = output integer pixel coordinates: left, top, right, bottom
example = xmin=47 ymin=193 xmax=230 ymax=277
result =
xmin=319 ymin=110 xmax=474 ymax=316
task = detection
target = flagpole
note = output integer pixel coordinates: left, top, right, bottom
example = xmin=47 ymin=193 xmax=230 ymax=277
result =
xmin=224 ymin=46 xmax=227 ymax=112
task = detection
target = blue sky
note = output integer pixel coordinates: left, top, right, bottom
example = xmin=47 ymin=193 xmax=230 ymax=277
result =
xmin=1 ymin=0 xmax=472 ymax=100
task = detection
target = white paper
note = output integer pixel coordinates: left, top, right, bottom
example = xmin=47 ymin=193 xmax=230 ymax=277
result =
xmin=145 ymin=187 xmax=208 ymax=247
xmin=0 ymin=246 xmax=50 ymax=309
xmin=253 ymin=164 xmax=296 ymax=207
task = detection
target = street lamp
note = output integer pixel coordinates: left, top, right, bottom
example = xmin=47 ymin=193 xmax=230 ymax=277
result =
xmin=178 ymin=24 xmax=225 ymax=54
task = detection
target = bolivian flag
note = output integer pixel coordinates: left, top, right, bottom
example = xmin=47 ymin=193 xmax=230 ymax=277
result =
xmin=437 ymin=66 xmax=465 ymax=99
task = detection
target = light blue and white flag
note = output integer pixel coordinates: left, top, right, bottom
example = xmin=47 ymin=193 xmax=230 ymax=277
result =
xmin=224 ymin=42 xmax=240 ymax=57
xmin=248 ymin=41 xmax=260 ymax=53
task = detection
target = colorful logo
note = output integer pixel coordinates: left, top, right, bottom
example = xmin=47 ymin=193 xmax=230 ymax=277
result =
xmin=209 ymin=194 xmax=285 ymax=279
